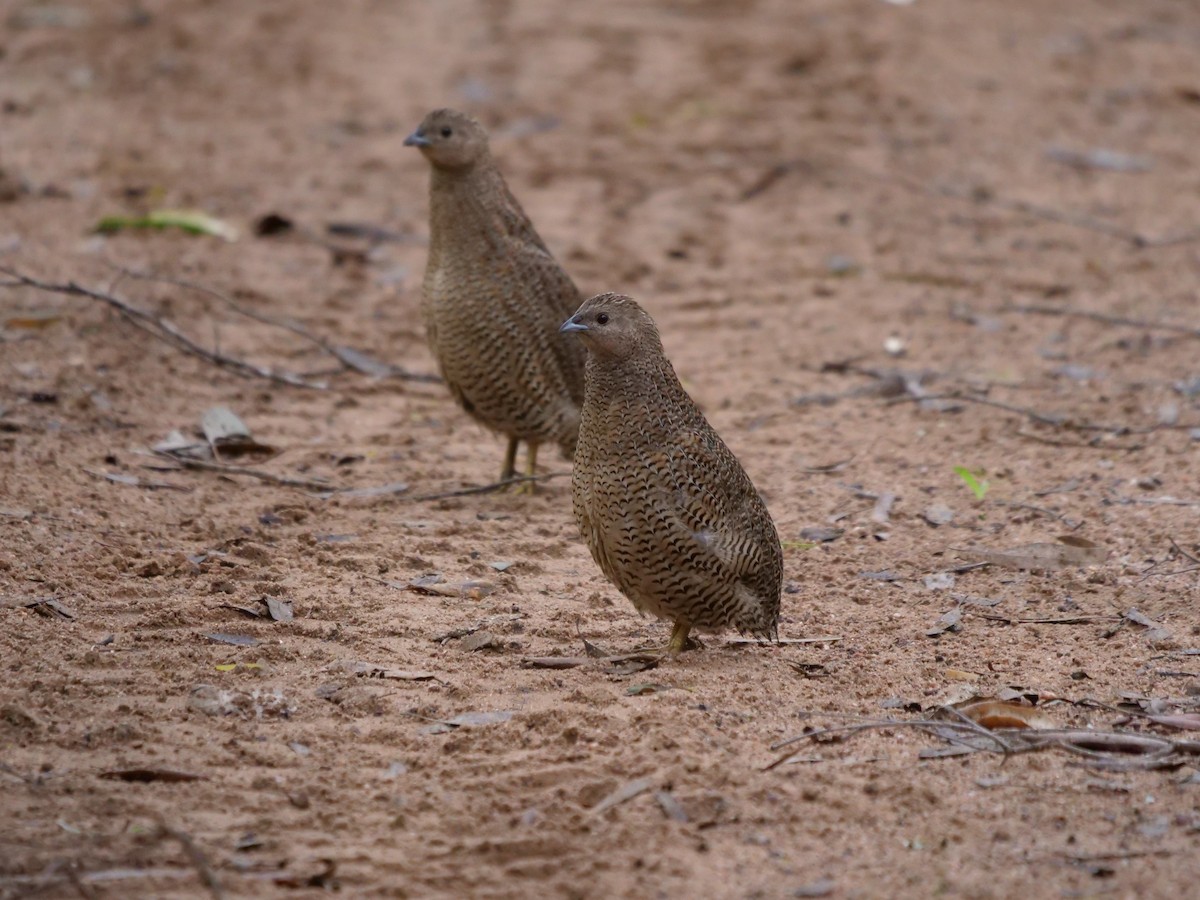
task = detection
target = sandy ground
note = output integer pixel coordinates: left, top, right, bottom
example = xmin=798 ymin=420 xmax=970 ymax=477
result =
xmin=2 ymin=0 xmax=1200 ymax=897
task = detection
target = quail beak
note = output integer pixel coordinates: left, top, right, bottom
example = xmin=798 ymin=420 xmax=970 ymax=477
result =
xmin=560 ymin=317 xmax=588 ymax=334
xmin=403 ymin=131 xmax=431 ymax=148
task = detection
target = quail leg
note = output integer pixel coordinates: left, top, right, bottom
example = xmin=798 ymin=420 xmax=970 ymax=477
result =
xmin=666 ymin=620 xmax=692 ymax=655
xmin=500 ymin=437 xmax=519 ymax=483
xmin=512 ymin=441 xmax=539 ymax=495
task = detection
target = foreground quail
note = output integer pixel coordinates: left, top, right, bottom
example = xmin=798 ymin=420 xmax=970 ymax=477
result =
xmin=404 ymin=108 xmax=585 ymax=486
xmin=561 ymin=293 xmax=783 ymax=653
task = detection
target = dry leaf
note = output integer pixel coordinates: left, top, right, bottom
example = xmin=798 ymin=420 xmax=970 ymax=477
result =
xmin=953 ymin=697 xmax=1055 ymax=730
xmin=925 ymin=607 xmax=963 ymax=637
xmin=460 ymin=630 xmax=500 ymax=652
xmin=264 ymin=597 xmax=293 ymax=622
xmin=99 ymin=768 xmax=206 ymax=783
xmin=920 ymin=504 xmax=955 ymax=527
xmin=201 ymin=406 xmax=275 ymax=459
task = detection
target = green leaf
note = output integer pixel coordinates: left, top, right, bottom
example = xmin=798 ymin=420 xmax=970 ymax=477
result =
xmin=953 ymin=466 xmax=990 ymax=500
xmin=96 ymin=209 xmax=238 ymax=241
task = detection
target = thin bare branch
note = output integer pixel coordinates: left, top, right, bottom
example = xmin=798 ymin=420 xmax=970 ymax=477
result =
xmin=156 ymin=822 xmax=224 ymax=900
xmin=411 ymin=472 xmax=570 ymax=501
xmin=112 ymin=265 xmax=440 ymax=383
xmin=151 ymin=449 xmax=338 ymax=491
xmin=0 ymin=267 xmax=328 ymax=389
xmin=1170 ymin=537 xmax=1200 ymax=568
xmin=1002 ymin=303 xmax=1200 ymax=339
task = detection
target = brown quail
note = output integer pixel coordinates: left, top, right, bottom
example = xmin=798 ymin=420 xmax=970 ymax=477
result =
xmin=405 ymin=108 xmax=585 ymax=485
xmin=561 ymin=293 xmax=783 ymax=653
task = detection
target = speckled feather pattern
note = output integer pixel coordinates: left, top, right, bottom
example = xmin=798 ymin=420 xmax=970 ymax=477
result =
xmin=570 ymin=296 xmax=782 ymax=638
xmin=421 ymin=135 xmax=584 ymax=458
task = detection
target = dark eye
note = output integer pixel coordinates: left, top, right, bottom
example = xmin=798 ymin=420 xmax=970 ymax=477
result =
xmin=440 ymin=127 xmax=453 ymax=138
xmin=596 ymin=313 xmax=609 ymax=325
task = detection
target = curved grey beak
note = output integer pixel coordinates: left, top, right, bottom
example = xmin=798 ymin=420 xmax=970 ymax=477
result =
xmin=404 ymin=131 xmax=430 ymax=148
xmin=560 ymin=317 xmax=588 ymax=334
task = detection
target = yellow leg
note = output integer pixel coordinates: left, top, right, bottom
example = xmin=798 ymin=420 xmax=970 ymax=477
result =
xmin=513 ymin=442 xmax=539 ymax=495
xmin=499 ymin=437 xmax=519 ymax=483
xmin=666 ymin=620 xmax=692 ymax=655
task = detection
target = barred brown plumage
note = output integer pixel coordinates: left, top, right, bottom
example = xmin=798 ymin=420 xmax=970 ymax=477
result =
xmin=561 ymin=292 xmax=783 ymax=654
xmin=405 ymin=108 xmax=585 ymax=486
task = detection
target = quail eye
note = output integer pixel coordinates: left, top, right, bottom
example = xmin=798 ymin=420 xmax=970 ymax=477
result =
xmin=440 ymin=127 xmax=453 ymax=138
xmin=596 ymin=313 xmax=609 ymax=325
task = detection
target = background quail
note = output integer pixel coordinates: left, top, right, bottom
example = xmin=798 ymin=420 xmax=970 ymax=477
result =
xmin=405 ymin=108 xmax=586 ymax=485
xmin=562 ymin=292 xmax=783 ymax=653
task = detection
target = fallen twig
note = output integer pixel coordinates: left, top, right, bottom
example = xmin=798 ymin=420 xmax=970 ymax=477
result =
xmin=1015 ymin=428 xmax=1143 ymax=452
xmin=1170 ymin=537 xmax=1200 ymax=568
xmin=156 ymin=822 xmax=224 ymax=900
xmin=0 ymin=267 xmax=328 ymax=389
xmin=114 ymin=266 xmax=440 ymax=382
xmin=975 ymin=613 xmax=1119 ymax=626
xmin=766 ymin=716 xmax=1200 ymax=772
xmin=152 ymin=449 xmax=337 ymax=491
xmin=889 ymin=391 xmax=1195 ymax=434
xmin=411 ymin=472 xmax=570 ymax=501
xmin=1002 ymin=303 xmax=1200 ymax=339
xmin=872 ymin=167 xmax=1200 ymax=249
